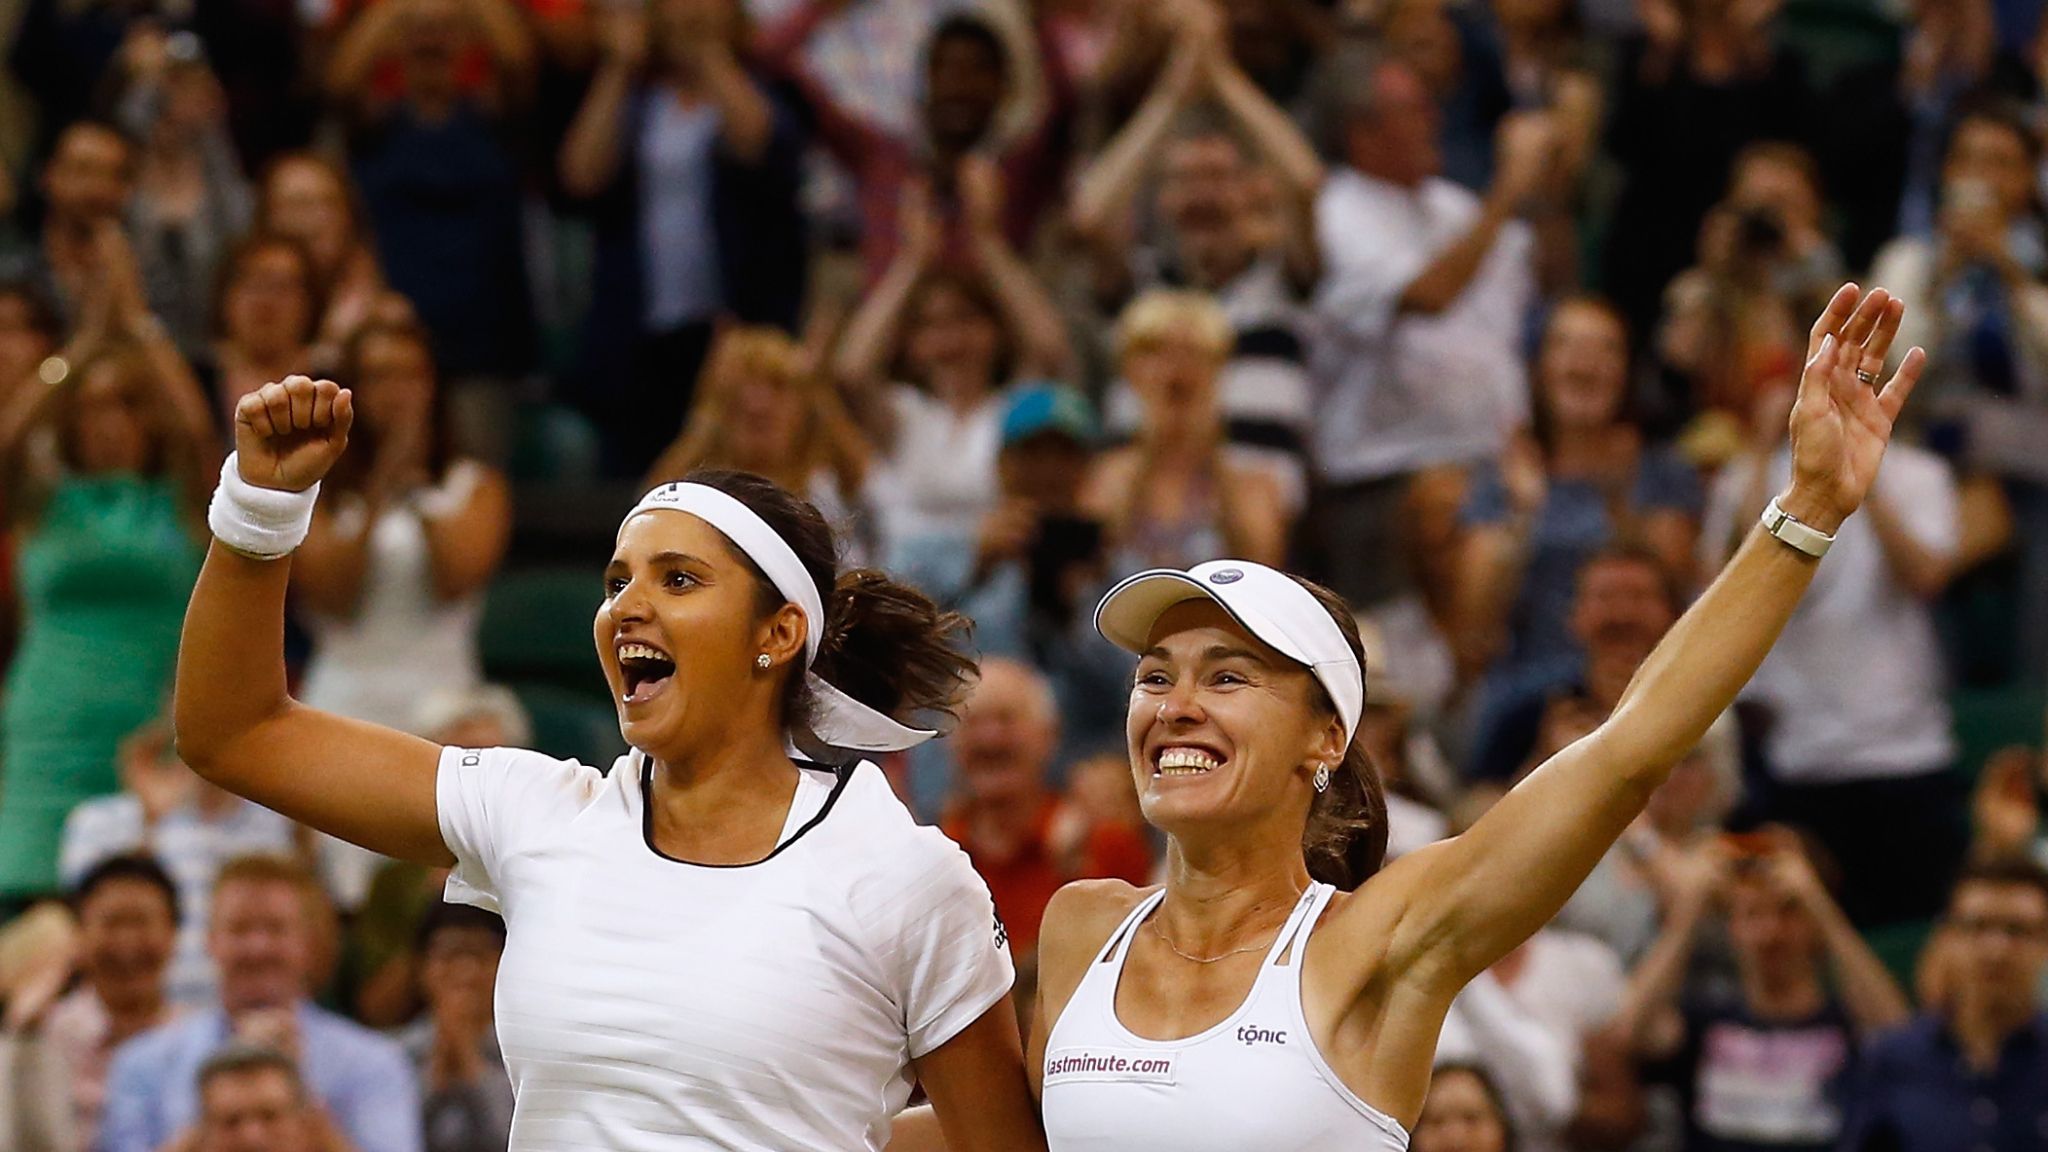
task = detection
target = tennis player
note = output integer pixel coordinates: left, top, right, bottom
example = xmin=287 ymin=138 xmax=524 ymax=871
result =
xmin=1021 ymin=284 xmax=1923 ymax=1150
xmin=173 ymin=375 xmax=1046 ymax=1151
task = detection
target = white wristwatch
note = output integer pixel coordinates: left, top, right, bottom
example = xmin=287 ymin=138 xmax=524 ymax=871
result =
xmin=1761 ymin=496 xmax=1834 ymax=558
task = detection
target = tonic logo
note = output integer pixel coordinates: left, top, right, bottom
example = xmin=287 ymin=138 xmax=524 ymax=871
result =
xmin=1236 ymin=1025 xmax=1287 ymax=1046
xmin=1208 ymin=569 xmax=1245 ymax=585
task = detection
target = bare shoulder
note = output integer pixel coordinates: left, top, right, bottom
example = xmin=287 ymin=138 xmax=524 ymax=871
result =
xmin=1037 ymin=879 xmax=1153 ymax=1012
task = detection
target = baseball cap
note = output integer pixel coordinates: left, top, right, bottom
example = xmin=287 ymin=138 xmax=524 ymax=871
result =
xmin=1000 ymin=382 xmax=1095 ymax=448
xmin=1094 ymin=559 xmax=1364 ymax=745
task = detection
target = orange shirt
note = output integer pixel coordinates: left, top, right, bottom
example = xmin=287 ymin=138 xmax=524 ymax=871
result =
xmin=943 ymin=798 xmax=1152 ymax=959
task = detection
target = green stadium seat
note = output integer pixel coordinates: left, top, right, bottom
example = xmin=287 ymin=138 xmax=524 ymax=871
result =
xmin=511 ymin=681 xmax=626 ymax=768
xmin=482 ymin=566 xmax=603 ymax=689
xmin=1951 ymin=682 xmax=2047 ymax=784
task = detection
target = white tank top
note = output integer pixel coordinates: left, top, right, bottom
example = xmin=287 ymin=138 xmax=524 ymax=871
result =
xmin=1042 ymin=882 xmax=1410 ymax=1152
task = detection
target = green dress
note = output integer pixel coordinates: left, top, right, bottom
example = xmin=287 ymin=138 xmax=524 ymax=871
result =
xmin=0 ymin=474 xmax=204 ymax=898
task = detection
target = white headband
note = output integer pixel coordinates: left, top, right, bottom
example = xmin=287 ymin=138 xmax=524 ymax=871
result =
xmin=621 ymin=483 xmax=936 ymax=755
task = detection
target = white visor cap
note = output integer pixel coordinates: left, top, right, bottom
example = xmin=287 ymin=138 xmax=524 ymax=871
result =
xmin=1093 ymin=559 xmax=1365 ymax=747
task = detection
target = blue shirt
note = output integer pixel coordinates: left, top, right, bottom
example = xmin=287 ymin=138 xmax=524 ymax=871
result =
xmin=1840 ymin=1013 xmax=2048 ymax=1152
xmin=97 ymin=1002 xmax=422 ymax=1152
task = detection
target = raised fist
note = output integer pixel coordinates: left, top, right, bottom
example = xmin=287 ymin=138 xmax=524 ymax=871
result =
xmin=234 ymin=375 xmax=353 ymax=493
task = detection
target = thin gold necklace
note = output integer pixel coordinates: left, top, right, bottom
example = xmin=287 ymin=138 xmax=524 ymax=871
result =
xmin=1144 ymin=888 xmax=1306 ymax=964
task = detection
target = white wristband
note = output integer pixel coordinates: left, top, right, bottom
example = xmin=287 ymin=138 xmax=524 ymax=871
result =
xmin=207 ymin=453 xmax=320 ymax=560
xmin=1761 ymin=495 xmax=1834 ymax=558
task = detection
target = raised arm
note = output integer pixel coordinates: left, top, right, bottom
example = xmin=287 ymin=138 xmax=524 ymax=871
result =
xmin=833 ymin=181 xmax=939 ymax=391
xmin=325 ymin=0 xmax=415 ymax=110
xmin=1368 ymin=284 xmax=1926 ymax=988
xmin=1766 ymin=839 xmax=1911 ymax=1033
xmin=459 ymin=0 xmax=539 ymax=101
xmin=1206 ymin=38 xmax=1322 ymax=210
xmin=419 ymin=463 xmax=512 ymax=601
xmin=692 ymin=33 xmax=774 ymax=164
xmin=174 ymin=376 xmax=451 ymax=865
xmin=1067 ymin=11 xmax=1213 ymax=242
xmin=960 ymin=156 xmax=1072 ymax=379
xmin=1615 ymin=844 xmax=1723 ymax=1058
xmin=558 ymin=9 xmax=644 ymax=199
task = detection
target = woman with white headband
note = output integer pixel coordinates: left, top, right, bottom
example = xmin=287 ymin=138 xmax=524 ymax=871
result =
xmin=1003 ymin=285 xmax=1925 ymax=1151
xmin=172 ymin=376 xmax=1046 ymax=1151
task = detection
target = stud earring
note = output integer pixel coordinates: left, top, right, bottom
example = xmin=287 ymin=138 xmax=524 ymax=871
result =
xmin=756 ymin=654 xmax=772 ymax=671
xmin=1312 ymin=763 xmax=1331 ymax=793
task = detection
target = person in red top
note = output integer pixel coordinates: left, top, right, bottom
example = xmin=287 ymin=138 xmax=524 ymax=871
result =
xmin=943 ymin=658 xmax=1152 ymax=965
xmin=755 ymin=2 xmax=1072 ymax=282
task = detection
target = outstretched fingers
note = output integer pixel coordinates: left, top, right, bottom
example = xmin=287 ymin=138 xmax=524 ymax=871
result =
xmin=1861 ymin=296 xmax=1907 ymax=370
xmin=1807 ymin=283 xmax=1860 ymax=360
xmin=1838 ymin=287 xmax=1891 ymax=352
xmin=1878 ymin=346 xmax=1928 ymax=423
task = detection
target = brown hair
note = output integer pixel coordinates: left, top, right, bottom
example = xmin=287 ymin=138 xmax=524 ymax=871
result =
xmin=210 ymin=231 xmax=325 ymax=346
xmin=896 ymin=269 xmax=1018 ymax=388
xmin=325 ymin=318 xmax=455 ymax=493
xmin=681 ymin=470 xmax=977 ymax=746
xmin=254 ymin=152 xmax=369 ymax=272
xmin=55 ymin=341 xmax=186 ymax=478
xmin=1951 ymin=856 xmax=2048 ymax=912
xmin=212 ymin=854 xmax=321 ymax=904
xmin=198 ymin=1043 xmax=305 ymax=1104
xmin=1293 ymin=576 xmax=1390 ymax=891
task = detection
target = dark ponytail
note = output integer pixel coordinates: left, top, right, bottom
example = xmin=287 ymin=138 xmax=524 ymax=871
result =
xmin=1292 ymin=576 xmax=1390 ymax=892
xmin=681 ymin=470 xmax=977 ymax=740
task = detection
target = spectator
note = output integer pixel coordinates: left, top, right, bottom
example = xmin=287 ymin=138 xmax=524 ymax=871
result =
xmin=893 ymin=383 xmax=1128 ymax=760
xmin=1842 ymin=859 xmax=2048 ymax=1152
xmin=759 ymin=4 xmax=1071 ymax=282
xmin=112 ymin=28 xmax=256 ymax=356
xmin=1970 ymin=742 xmax=2048 ymax=873
xmin=4 ymin=855 xmax=180 ymax=1152
xmin=1872 ymin=105 xmax=2048 ymax=404
xmin=1872 ymin=105 xmax=2048 ymax=683
xmin=1703 ymin=382 xmax=1967 ymax=926
xmin=834 ymin=158 xmax=1071 ymax=569
xmin=201 ymin=235 xmax=323 ymax=430
xmin=1083 ymin=289 xmax=1290 ymax=569
xmin=58 ymin=721 xmax=296 ymax=1007
xmin=1453 ymin=300 xmax=1701 ymax=704
xmin=643 ymin=327 xmax=872 ymax=558
xmin=3 ymin=122 xmax=136 ymax=326
xmin=1718 ymin=143 xmax=1845 ymax=318
xmin=187 ymin=1045 xmax=348 ymax=1152
xmin=1381 ymin=0 xmax=1512 ymax=195
xmin=348 ymin=686 xmax=529 ymax=1029
xmin=0 ymin=904 xmax=84 ymax=1152
xmin=1601 ymin=0 xmax=1810 ymax=339
xmin=0 ymin=280 xmax=63 ymax=665
xmin=1490 ymin=926 xmax=1643 ymax=1152
xmin=253 ymin=154 xmax=384 ymax=358
xmin=399 ymin=904 xmax=510 ymax=1152
xmin=1556 ymin=720 xmax=1741 ymax=967
xmin=294 ymin=319 xmax=511 ymax=909
xmin=560 ymin=0 xmax=810 ymax=475
xmin=939 ymin=658 xmax=1151 ymax=960
xmin=1301 ymin=52 xmax=1545 ymax=716
xmin=0 ymin=233 xmax=215 ymax=909
xmin=1619 ymin=834 xmax=1911 ymax=1152
xmin=330 ymin=0 xmax=540 ymax=403
xmin=1437 ymin=969 xmax=1581 ymax=1143
xmin=1414 ymin=1061 xmax=1518 ymax=1152
xmin=99 ymin=856 xmax=422 ymax=1152
xmin=1467 ymin=544 xmax=1682 ymax=786
xmin=1069 ymin=2 xmax=1323 ymax=508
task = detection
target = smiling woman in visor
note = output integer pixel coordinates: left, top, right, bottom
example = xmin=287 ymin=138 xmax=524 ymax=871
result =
xmin=1004 ymin=285 xmax=1928 ymax=1152
xmin=170 ymin=375 xmax=1047 ymax=1152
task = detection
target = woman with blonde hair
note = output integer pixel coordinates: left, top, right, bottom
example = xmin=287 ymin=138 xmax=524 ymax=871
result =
xmin=645 ymin=327 xmax=872 ymax=557
xmin=1083 ymin=289 xmax=1289 ymax=570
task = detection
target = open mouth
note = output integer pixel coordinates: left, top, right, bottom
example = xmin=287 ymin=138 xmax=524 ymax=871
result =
xmin=617 ymin=641 xmax=676 ymax=705
xmin=1153 ymin=745 xmax=1225 ymax=778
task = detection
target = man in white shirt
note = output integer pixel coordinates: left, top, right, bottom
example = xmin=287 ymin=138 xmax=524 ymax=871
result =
xmin=1299 ymin=53 xmax=1550 ymax=714
xmin=1703 ymin=434 xmax=1968 ymax=925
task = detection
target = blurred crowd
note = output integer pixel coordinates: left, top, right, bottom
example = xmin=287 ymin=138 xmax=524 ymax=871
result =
xmin=0 ymin=0 xmax=2044 ymax=1148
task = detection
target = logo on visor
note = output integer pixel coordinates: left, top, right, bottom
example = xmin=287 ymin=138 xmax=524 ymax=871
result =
xmin=1209 ymin=569 xmax=1245 ymax=585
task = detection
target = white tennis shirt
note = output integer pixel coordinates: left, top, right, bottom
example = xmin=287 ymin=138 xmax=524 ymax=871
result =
xmin=435 ymin=746 xmax=1015 ymax=1151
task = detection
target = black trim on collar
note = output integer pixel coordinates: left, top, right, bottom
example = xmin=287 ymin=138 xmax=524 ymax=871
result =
xmin=636 ymin=753 xmax=853 ymax=868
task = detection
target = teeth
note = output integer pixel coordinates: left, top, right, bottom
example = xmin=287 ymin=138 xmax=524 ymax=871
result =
xmin=618 ymin=643 xmax=667 ymax=663
xmin=1157 ymin=748 xmax=1220 ymax=775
